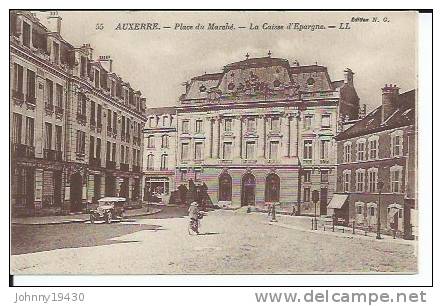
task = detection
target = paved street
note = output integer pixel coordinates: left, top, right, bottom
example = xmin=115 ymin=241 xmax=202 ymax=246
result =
xmin=11 ymin=208 xmax=417 ymax=274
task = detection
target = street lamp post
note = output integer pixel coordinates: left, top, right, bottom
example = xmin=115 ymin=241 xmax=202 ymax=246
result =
xmin=376 ymin=181 xmax=384 ymax=240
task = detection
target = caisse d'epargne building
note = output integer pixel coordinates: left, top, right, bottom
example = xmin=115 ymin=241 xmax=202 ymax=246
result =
xmin=176 ymin=54 xmax=362 ymax=214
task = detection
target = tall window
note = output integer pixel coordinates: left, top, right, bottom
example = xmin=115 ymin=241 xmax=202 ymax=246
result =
xmin=52 ymin=41 xmax=60 ymax=63
xmin=369 ymin=138 xmax=378 ymax=159
xmin=181 ymin=143 xmax=190 ymax=160
xmin=44 ymin=123 xmax=52 ymax=150
xmin=194 ymin=142 xmax=203 ymax=160
xmin=120 ymin=145 xmax=125 ymax=163
xmin=25 ymin=117 xmax=34 ymax=146
xmin=303 ymin=140 xmax=313 ymax=160
xmin=304 ymin=187 xmax=311 ymax=202
xmin=343 ymin=171 xmax=351 ymax=192
xmin=22 ymin=22 xmax=31 ymax=47
xmin=321 ymin=114 xmax=331 ymax=128
xmin=76 ymin=130 xmax=85 ymax=154
xmin=112 ymin=143 xmax=116 ymax=161
xmin=46 ymin=79 xmax=54 ymax=106
xmin=90 ymin=101 xmax=96 ymax=125
xmin=344 ymin=142 xmax=351 ymax=163
xmin=107 ymin=110 xmax=112 ymax=130
xmin=392 ymin=134 xmax=402 ymax=157
xmin=245 ymin=141 xmax=255 ymax=160
xmin=161 ymin=135 xmax=169 ymax=148
xmin=55 ymin=84 xmax=63 ymax=108
xmin=247 ymin=118 xmax=256 ymax=132
xmin=390 ymin=166 xmax=402 ymax=193
xmin=182 ymin=120 xmax=190 ymax=133
xmin=269 ymin=141 xmax=279 ymax=160
xmin=304 ymin=115 xmax=313 ymax=130
xmin=304 ymin=170 xmax=311 ymax=182
xmin=160 ymin=154 xmax=168 ymax=170
xmin=224 ymin=118 xmax=232 ymax=132
xmin=357 ymin=141 xmax=365 ymax=161
xmin=13 ymin=63 xmax=24 ymax=94
xmin=320 ymin=170 xmax=329 ymax=183
xmin=147 ymin=135 xmax=155 ymax=148
xmin=106 ymin=141 xmax=111 ymax=161
xmin=96 ymin=138 xmax=101 ymax=160
xmin=12 ymin=113 xmax=22 ymax=144
xmin=320 ymin=140 xmax=330 ymax=162
xmin=26 ymin=69 xmax=36 ymax=100
xmin=55 ymin=125 xmax=62 ymax=152
xmin=78 ymin=94 xmax=87 ymax=115
xmin=270 ymin=117 xmax=280 ymax=132
xmin=112 ymin=112 xmax=117 ymax=132
xmin=368 ymin=169 xmax=378 ymax=193
xmin=147 ymin=154 xmax=154 ymax=170
xmin=195 ymin=120 xmax=203 ymax=133
xmin=356 ymin=170 xmax=365 ymax=192
xmin=223 ymin=142 xmax=233 ymax=160
xmin=80 ymin=56 xmax=87 ymax=77
xmin=121 ymin=115 xmax=126 ymax=137
xmin=94 ymin=69 xmax=100 ymax=88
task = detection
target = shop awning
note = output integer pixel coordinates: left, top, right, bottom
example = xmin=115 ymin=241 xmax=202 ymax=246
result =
xmin=327 ymin=194 xmax=349 ymax=209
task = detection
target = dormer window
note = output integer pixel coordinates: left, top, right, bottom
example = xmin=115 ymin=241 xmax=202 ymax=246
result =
xmin=80 ymin=56 xmax=87 ymax=77
xmin=273 ymin=79 xmax=281 ymax=88
xmin=94 ymin=69 xmax=100 ymax=88
xmin=307 ymin=77 xmax=315 ymax=86
xmin=199 ymin=84 xmax=206 ymax=92
xmin=228 ymin=82 xmax=235 ymax=90
xmin=22 ymin=21 xmax=31 ymax=48
xmin=111 ymin=80 xmax=116 ymax=97
xmin=53 ymin=41 xmax=60 ymax=64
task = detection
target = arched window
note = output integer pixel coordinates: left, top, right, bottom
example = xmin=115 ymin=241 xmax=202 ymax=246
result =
xmin=147 ymin=135 xmax=155 ymax=148
xmin=265 ymin=173 xmax=280 ymax=202
xmin=218 ymin=172 xmax=232 ymax=201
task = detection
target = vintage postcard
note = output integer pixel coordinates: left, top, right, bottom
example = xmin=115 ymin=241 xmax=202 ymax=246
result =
xmin=10 ymin=10 xmax=419 ymax=275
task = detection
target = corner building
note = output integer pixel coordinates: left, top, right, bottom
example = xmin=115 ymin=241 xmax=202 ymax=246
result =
xmin=177 ymin=55 xmax=360 ymax=213
xmin=10 ymin=11 xmax=147 ymax=215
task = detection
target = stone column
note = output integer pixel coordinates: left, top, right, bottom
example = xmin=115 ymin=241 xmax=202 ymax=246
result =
xmin=100 ymin=175 xmax=106 ymax=197
xmin=263 ymin=116 xmax=267 ymax=159
xmin=128 ymin=177 xmax=133 ymax=200
xmin=34 ymin=168 xmax=44 ymax=210
xmin=239 ymin=116 xmax=244 ymax=159
xmin=205 ymin=118 xmax=213 ymax=159
xmin=215 ymin=116 xmax=221 ymax=159
xmin=284 ymin=115 xmax=292 ymax=157
xmin=234 ymin=117 xmax=242 ymax=159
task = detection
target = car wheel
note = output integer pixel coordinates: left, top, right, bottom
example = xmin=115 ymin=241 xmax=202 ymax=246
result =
xmin=105 ymin=212 xmax=112 ymax=224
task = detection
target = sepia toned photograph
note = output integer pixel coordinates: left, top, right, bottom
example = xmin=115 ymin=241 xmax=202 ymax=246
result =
xmin=10 ymin=10 xmax=419 ymax=276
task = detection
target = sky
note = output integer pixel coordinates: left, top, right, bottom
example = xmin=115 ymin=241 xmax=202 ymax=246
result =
xmin=36 ymin=11 xmax=417 ymax=111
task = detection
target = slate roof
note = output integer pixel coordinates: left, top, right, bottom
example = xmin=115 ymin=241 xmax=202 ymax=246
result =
xmin=146 ymin=106 xmax=177 ymax=115
xmin=335 ymin=89 xmax=415 ymax=141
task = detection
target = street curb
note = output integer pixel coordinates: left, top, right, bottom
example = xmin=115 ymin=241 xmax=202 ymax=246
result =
xmin=11 ymin=208 xmax=163 ymax=225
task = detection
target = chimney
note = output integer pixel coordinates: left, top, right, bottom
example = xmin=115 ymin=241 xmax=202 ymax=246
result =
xmin=343 ymin=68 xmax=354 ymax=86
xmin=358 ymin=104 xmax=367 ymax=119
xmin=81 ymin=43 xmax=94 ymax=60
xmin=98 ymin=55 xmax=113 ymax=72
xmin=381 ymin=84 xmax=400 ymax=123
xmin=46 ymin=11 xmax=62 ymax=34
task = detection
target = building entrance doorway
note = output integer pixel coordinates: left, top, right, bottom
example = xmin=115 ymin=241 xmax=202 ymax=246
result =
xmin=218 ymin=173 xmax=232 ymax=202
xmin=241 ymin=173 xmax=256 ymax=206
xmin=70 ymin=172 xmax=83 ymax=212
xmin=265 ymin=173 xmax=280 ymax=203
xmin=105 ymin=175 xmax=116 ymax=196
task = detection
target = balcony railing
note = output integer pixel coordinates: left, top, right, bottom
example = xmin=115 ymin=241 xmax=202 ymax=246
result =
xmin=12 ymin=143 xmax=35 ymax=158
xmin=12 ymin=90 xmax=24 ymax=101
xmin=26 ymin=94 xmax=36 ymax=105
xmin=106 ymin=160 xmax=116 ymax=169
xmin=43 ymin=149 xmax=62 ymax=161
xmin=44 ymin=103 xmax=54 ymax=115
xmin=76 ymin=113 xmax=87 ymax=125
xmin=55 ymin=105 xmax=63 ymax=118
xmin=120 ymin=163 xmax=129 ymax=171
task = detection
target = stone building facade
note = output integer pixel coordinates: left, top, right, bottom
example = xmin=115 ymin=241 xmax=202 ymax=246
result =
xmin=334 ymin=85 xmax=416 ymax=238
xmin=10 ymin=11 xmax=147 ymax=216
xmin=142 ymin=107 xmax=177 ymax=204
xmin=176 ymin=54 xmax=360 ymax=214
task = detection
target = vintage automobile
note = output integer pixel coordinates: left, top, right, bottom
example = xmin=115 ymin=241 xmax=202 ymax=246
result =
xmin=90 ymin=197 xmax=126 ymax=224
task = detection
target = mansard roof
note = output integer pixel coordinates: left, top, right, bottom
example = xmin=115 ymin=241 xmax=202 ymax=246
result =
xmin=335 ymin=89 xmax=415 ymax=141
xmin=224 ymin=56 xmax=290 ymax=71
xmin=146 ymin=106 xmax=177 ymax=115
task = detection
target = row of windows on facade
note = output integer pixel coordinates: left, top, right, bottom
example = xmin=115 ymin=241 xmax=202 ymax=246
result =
xmin=147 ymin=134 xmax=170 ymax=149
xmin=78 ymin=132 xmax=141 ymax=166
xmin=354 ymin=203 xmax=403 ymax=220
xmin=76 ymin=94 xmax=142 ymax=142
xmin=146 ymin=154 xmax=169 ymax=170
xmin=147 ymin=115 xmax=174 ymax=128
xmin=179 ymin=114 xmax=332 ymax=134
xmin=12 ymin=63 xmax=63 ymax=108
xmin=341 ymin=166 xmax=403 ymax=194
xmin=343 ymin=132 xmax=404 ymax=163
xmin=14 ymin=18 xmax=144 ymax=112
xmin=12 ymin=113 xmax=62 ymax=152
